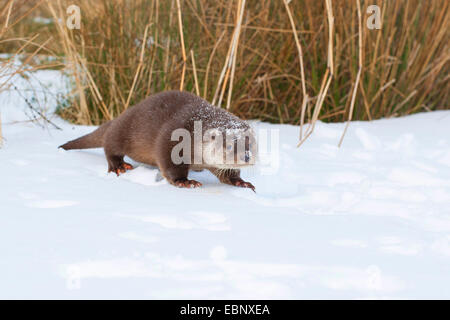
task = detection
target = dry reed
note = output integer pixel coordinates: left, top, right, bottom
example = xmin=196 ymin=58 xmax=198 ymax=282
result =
xmin=338 ymin=0 xmax=362 ymax=147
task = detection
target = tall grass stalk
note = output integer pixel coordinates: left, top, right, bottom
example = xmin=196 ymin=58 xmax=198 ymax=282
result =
xmin=297 ymin=0 xmax=334 ymax=147
xmin=338 ymin=0 xmax=363 ymax=147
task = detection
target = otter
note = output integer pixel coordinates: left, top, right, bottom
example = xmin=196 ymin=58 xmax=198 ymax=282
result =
xmin=59 ymin=91 xmax=256 ymax=190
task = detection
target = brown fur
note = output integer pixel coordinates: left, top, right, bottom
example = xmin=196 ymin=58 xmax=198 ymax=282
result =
xmin=59 ymin=91 xmax=255 ymax=190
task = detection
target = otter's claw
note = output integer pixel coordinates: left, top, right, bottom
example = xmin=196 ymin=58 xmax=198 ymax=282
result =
xmin=108 ymin=162 xmax=134 ymax=176
xmin=175 ymin=179 xmax=202 ymax=188
xmin=233 ymin=179 xmax=256 ymax=192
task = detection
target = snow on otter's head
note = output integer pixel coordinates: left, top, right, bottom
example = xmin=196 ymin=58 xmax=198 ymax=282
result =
xmin=202 ymin=127 xmax=257 ymax=169
xmin=188 ymin=100 xmax=257 ymax=168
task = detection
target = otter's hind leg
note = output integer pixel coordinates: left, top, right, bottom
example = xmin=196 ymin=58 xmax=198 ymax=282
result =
xmin=103 ymin=130 xmax=134 ymax=176
xmin=209 ymin=168 xmax=255 ymax=192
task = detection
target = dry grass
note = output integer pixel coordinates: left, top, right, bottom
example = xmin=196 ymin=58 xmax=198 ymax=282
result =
xmin=1 ymin=0 xmax=449 ymax=145
xmin=297 ymin=0 xmax=335 ymax=147
xmin=338 ymin=0 xmax=363 ymax=147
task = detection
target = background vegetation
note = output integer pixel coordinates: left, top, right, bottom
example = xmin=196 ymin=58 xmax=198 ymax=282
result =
xmin=1 ymin=0 xmax=449 ymax=130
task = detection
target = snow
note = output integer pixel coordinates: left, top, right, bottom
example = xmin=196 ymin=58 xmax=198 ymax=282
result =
xmin=1 ymin=67 xmax=450 ymax=299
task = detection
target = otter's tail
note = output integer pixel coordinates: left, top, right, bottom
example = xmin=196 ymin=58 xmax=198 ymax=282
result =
xmin=59 ymin=121 xmax=112 ymax=150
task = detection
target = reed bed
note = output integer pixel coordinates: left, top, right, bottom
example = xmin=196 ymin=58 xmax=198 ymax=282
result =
xmin=1 ymin=0 xmax=449 ymax=145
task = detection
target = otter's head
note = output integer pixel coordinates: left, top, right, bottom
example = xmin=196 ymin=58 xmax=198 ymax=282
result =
xmin=202 ymin=128 xmax=257 ymax=169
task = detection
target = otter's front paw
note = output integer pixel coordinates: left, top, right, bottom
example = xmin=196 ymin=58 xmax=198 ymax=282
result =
xmin=230 ymin=178 xmax=255 ymax=192
xmin=174 ymin=178 xmax=202 ymax=188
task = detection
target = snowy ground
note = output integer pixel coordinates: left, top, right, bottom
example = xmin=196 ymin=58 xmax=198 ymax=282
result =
xmin=1 ymin=67 xmax=449 ymax=299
